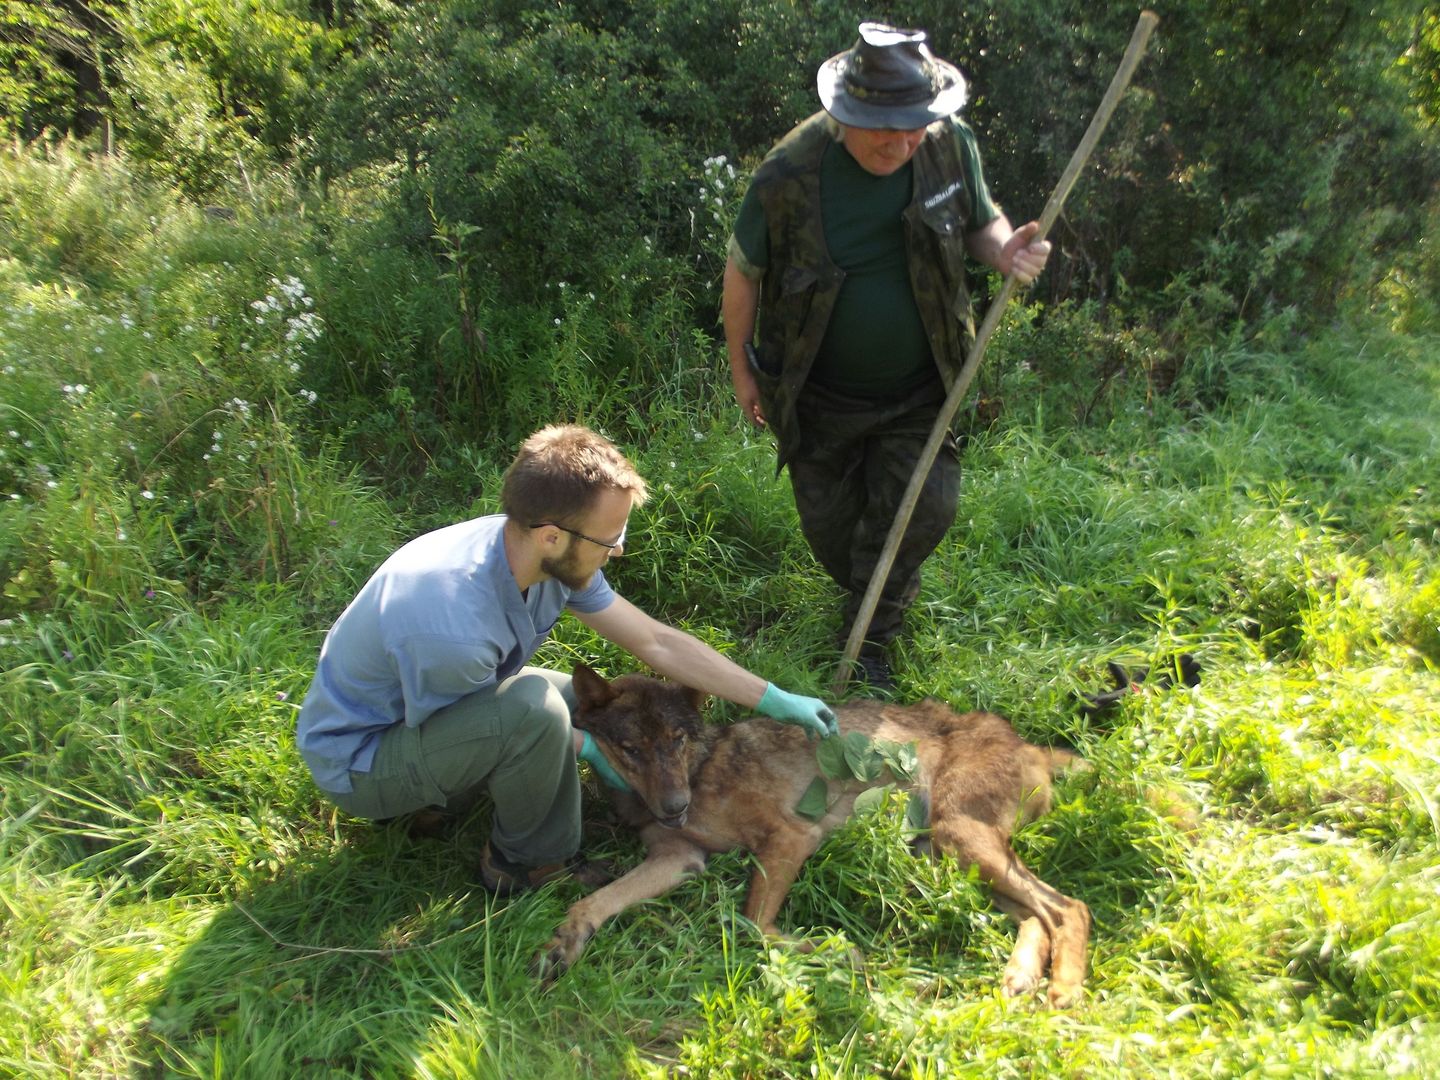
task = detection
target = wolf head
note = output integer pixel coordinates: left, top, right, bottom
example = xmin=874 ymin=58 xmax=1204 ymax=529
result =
xmin=571 ymin=663 xmax=706 ymax=828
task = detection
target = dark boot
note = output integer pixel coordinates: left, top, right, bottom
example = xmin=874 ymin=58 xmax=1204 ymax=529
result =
xmin=478 ymin=842 xmax=616 ymax=896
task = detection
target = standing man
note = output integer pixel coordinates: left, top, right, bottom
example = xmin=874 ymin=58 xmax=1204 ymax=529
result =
xmin=296 ymin=425 xmax=836 ymax=895
xmin=723 ymin=23 xmax=1051 ymax=689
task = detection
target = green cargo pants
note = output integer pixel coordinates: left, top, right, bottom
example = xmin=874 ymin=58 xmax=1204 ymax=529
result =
xmin=326 ymin=667 xmax=582 ymax=867
xmin=786 ymin=377 xmax=960 ymax=646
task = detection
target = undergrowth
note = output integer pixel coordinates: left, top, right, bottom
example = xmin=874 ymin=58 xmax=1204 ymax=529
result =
xmin=1 ymin=142 xmax=1437 ymax=1079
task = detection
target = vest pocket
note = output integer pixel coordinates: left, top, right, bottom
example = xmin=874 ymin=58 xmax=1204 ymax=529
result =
xmin=780 ymin=265 xmax=819 ymax=292
xmin=774 ymin=264 xmax=821 ymax=356
xmin=749 ymin=350 xmax=781 ymax=410
xmin=919 ymin=201 xmax=964 ymax=237
xmin=920 ymin=212 xmax=969 ymax=292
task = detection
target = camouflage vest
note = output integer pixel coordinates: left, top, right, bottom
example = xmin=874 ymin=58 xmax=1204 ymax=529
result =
xmin=750 ymin=111 xmax=978 ymax=467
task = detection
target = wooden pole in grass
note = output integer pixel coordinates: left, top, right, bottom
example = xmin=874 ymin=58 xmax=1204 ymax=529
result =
xmin=832 ymin=10 xmax=1161 ymax=695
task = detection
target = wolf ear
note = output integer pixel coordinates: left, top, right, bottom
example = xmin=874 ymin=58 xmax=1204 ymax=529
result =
xmin=682 ymin=684 xmax=705 ymax=713
xmin=572 ymin=663 xmax=617 ymax=710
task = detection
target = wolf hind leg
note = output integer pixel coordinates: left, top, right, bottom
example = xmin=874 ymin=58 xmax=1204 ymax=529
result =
xmin=911 ymin=800 xmax=1053 ymax=999
xmin=991 ymin=894 xmax=1051 ymax=998
xmin=927 ymin=813 xmax=1090 ymax=1008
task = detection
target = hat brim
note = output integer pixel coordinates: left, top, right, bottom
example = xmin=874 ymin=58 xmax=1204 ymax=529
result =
xmin=817 ymin=51 xmax=968 ymax=129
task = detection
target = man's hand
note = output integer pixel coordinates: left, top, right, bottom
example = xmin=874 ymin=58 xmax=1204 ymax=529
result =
xmin=722 ymin=256 xmax=766 ymax=428
xmin=731 ymin=365 xmax=767 ymax=428
xmin=757 ymin=683 xmax=839 ymax=739
xmin=578 ymin=730 xmax=630 ymax=791
xmin=1000 ymin=220 xmax=1051 ymax=285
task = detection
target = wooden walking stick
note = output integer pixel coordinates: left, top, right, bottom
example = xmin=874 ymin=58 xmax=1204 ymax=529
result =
xmin=833 ymin=10 xmax=1161 ymax=694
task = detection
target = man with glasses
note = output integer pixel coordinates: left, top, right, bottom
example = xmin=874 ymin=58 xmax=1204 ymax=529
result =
xmin=296 ymin=424 xmax=836 ymax=895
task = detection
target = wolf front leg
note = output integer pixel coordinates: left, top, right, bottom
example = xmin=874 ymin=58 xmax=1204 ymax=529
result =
xmin=532 ymin=834 xmax=707 ymax=983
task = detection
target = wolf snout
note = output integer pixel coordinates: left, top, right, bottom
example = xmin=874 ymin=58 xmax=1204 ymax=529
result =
xmin=657 ymin=793 xmax=690 ymax=827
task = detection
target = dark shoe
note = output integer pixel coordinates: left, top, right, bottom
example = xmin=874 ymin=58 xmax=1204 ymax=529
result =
xmin=855 ymin=643 xmax=896 ymax=693
xmin=479 ymin=842 xmax=616 ymax=896
xmin=403 ymin=807 xmax=457 ymax=839
xmin=372 ymin=806 xmax=457 ymax=839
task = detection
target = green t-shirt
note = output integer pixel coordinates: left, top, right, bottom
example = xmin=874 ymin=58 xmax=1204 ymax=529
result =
xmin=733 ymin=121 xmax=998 ymax=398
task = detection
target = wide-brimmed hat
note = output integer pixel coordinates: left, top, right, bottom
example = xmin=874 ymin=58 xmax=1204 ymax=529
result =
xmin=817 ymin=22 xmax=968 ymax=130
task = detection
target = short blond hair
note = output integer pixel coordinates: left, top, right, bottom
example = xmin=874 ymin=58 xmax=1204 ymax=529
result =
xmin=500 ymin=425 xmax=649 ymax=525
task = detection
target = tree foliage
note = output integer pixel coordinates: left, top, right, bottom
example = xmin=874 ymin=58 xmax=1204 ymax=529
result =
xmin=4 ymin=1 xmax=336 ymax=193
xmin=3 ymin=0 xmax=1437 ymax=450
xmin=0 ymin=0 xmax=111 ymax=139
xmin=12 ymin=0 xmax=1435 ymax=311
xmin=1402 ymin=7 xmax=1440 ymax=126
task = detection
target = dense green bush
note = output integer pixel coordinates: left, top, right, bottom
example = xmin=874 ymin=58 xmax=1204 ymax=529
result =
xmin=0 ymin=144 xmax=397 ymax=619
xmin=313 ymin=2 xmax=697 ymax=291
xmin=15 ymin=0 xmax=1426 ymax=461
xmin=893 ymin=1 xmax=1438 ymax=329
xmin=5 ymin=1 xmax=1437 ymax=587
xmin=0 ymin=1 xmax=106 ymax=140
xmin=112 ymin=0 xmax=338 ymax=196
xmin=291 ymin=0 xmax=1440 ymax=463
xmin=16 ymin=1 xmax=1439 ymax=334
xmin=5 ymin=0 xmax=336 ymax=196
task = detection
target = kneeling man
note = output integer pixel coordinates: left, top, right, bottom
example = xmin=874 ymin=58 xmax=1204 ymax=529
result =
xmin=296 ymin=424 xmax=835 ymax=894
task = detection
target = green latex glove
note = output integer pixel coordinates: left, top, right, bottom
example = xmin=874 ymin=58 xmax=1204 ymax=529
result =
xmin=757 ymin=683 xmax=839 ymax=740
xmin=579 ymin=730 xmax=631 ymax=791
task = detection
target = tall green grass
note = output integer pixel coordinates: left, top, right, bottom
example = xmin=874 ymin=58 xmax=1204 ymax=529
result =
xmin=2 ymin=144 xmax=1438 ymax=1078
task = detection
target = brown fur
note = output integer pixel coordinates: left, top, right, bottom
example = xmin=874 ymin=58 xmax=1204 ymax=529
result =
xmin=537 ymin=664 xmax=1093 ymax=1007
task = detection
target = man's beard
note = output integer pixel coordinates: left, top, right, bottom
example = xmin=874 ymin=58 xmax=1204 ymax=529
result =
xmin=540 ymin=550 xmax=595 ymax=590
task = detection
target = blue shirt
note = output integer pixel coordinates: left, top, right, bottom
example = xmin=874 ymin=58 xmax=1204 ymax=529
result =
xmin=295 ymin=514 xmax=615 ymax=793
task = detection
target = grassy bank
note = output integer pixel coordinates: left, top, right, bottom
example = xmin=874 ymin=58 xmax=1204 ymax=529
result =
xmin=2 ymin=147 xmax=1438 ymax=1078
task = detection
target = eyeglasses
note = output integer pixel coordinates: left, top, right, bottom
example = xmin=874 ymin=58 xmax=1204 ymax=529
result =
xmin=531 ymin=521 xmax=627 ymax=553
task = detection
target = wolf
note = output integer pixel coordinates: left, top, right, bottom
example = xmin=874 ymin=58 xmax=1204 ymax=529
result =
xmin=537 ymin=664 xmax=1092 ymax=1007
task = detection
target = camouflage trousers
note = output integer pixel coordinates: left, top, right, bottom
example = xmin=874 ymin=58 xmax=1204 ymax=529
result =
xmin=786 ymin=376 xmax=960 ymax=646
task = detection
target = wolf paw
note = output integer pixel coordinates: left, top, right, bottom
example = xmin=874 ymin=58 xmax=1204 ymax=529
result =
xmin=1046 ymin=980 xmax=1083 ymax=1009
xmin=1001 ymin=971 xmax=1041 ymax=999
xmin=531 ymin=922 xmax=595 ymax=984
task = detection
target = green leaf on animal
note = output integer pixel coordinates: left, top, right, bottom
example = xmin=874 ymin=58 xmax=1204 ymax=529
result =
xmin=857 ymin=751 xmax=885 ymax=783
xmin=843 ymin=731 xmax=883 ymax=781
xmin=794 ymin=776 xmax=830 ymax=821
xmin=853 ymin=785 xmax=893 ymax=816
xmin=875 ymin=738 xmax=919 ymax=784
xmin=904 ymin=792 xmax=929 ymax=836
xmin=815 ymin=735 xmax=851 ymax=780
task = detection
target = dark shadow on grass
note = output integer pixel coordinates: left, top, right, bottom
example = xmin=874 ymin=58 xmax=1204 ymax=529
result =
xmin=133 ymin=790 xmax=642 ymax=1078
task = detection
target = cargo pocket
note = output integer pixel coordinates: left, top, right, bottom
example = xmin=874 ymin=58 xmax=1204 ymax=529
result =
xmin=749 ymin=344 xmax=781 ymax=412
xmin=333 ymin=721 xmax=451 ymax=819
xmin=414 ymin=691 xmax=506 ymax=806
